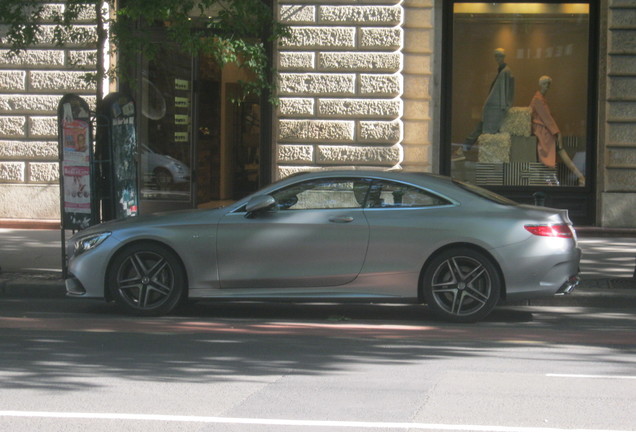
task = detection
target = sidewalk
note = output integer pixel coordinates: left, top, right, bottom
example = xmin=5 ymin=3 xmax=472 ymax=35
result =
xmin=1 ymin=227 xmax=635 ymax=307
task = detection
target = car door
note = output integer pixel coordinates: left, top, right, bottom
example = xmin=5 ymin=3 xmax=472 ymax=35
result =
xmin=216 ymin=177 xmax=372 ymax=289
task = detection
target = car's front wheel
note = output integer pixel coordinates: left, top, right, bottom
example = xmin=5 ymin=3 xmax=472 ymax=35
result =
xmin=422 ymin=248 xmax=501 ymax=323
xmin=108 ymin=242 xmax=186 ymax=316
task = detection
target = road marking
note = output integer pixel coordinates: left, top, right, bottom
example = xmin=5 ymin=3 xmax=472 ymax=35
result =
xmin=547 ymin=373 xmax=636 ymax=380
xmin=0 ymin=411 xmax=632 ymax=432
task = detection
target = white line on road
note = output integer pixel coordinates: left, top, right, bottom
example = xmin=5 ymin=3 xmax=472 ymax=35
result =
xmin=0 ymin=411 xmax=632 ymax=432
xmin=547 ymin=373 xmax=636 ymax=380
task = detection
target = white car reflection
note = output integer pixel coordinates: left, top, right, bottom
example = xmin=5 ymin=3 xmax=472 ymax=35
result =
xmin=141 ymin=144 xmax=190 ymax=190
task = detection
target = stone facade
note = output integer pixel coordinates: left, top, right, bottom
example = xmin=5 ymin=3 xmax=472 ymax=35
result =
xmin=0 ymin=4 xmax=97 ymax=220
xmin=1 ymin=0 xmax=636 ymax=228
xmin=275 ymin=0 xmax=434 ymax=178
xmin=599 ymin=0 xmax=636 ymax=227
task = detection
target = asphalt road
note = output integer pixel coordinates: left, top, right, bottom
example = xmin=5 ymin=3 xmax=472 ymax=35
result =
xmin=1 ymin=298 xmax=635 ymax=432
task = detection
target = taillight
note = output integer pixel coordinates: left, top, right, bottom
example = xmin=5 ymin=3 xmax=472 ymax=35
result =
xmin=524 ymin=224 xmax=574 ymax=238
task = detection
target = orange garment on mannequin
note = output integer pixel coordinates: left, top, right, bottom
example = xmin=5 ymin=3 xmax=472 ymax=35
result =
xmin=530 ymin=90 xmax=559 ymax=168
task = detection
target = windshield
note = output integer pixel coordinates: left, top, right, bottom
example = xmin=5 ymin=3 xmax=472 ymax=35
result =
xmin=452 ymin=179 xmax=518 ymax=206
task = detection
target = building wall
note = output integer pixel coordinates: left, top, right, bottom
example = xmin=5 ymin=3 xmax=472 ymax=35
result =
xmin=0 ymin=3 xmax=97 ymax=220
xmin=600 ymin=0 xmax=636 ymax=227
xmin=1 ymin=1 xmax=635 ymax=228
xmin=274 ymin=0 xmax=435 ymax=179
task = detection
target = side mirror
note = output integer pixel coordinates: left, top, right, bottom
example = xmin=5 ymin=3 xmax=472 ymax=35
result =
xmin=245 ymin=195 xmax=277 ymax=217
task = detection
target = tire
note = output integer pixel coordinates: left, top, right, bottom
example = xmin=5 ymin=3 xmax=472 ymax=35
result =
xmin=108 ymin=242 xmax=186 ymax=316
xmin=154 ymin=168 xmax=173 ymax=190
xmin=422 ymin=248 xmax=501 ymax=323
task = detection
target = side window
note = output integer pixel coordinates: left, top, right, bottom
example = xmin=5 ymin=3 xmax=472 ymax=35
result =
xmin=271 ymin=178 xmax=372 ymax=210
xmin=367 ymin=181 xmax=450 ymax=208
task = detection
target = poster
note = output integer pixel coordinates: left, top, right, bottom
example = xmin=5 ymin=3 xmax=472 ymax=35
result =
xmin=58 ymin=94 xmax=95 ymax=230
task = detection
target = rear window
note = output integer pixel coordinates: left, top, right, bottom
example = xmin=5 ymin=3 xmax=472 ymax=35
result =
xmin=452 ymin=179 xmax=518 ymax=206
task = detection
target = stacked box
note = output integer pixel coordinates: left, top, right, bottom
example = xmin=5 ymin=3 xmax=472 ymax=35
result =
xmin=477 ymin=133 xmax=511 ymax=163
xmin=500 ymin=107 xmax=532 ymax=137
xmin=510 ymin=136 xmax=537 ymax=162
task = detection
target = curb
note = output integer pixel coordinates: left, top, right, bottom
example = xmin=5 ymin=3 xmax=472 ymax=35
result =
xmin=1 ymin=274 xmax=635 ymax=308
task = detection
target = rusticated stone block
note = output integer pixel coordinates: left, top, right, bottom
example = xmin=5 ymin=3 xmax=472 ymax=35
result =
xmin=279 ymin=73 xmax=355 ymax=96
xmin=280 ymin=27 xmax=356 ymax=48
xmin=277 ymin=166 xmax=321 ymax=180
xmin=609 ymin=101 xmax=636 ymax=120
xmin=359 ymin=28 xmax=402 ymax=49
xmin=606 ymin=169 xmax=636 ymax=191
xmin=609 ymin=123 xmax=636 ymax=145
xmin=601 ymin=192 xmax=636 ymax=227
xmin=0 ymin=95 xmax=61 ymax=114
xmin=28 ymin=116 xmax=58 ymax=138
xmin=317 ymin=144 xmax=401 ymax=165
xmin=29 ymin=71 xmax=95 ymax=91
xmin=404 ymin=28 xmax=432 ymax=53
xmin=359 ymin=120 xmax=402 ymax=142
xmin=403 ymin=53 xmax=432 ymax=74
xmin=28 ymin=162 xmax=59 ymax=183
xmin=319 ymin=5 xmax=402 ymax=25
xmin=608 ymin=148 xmax=636 ymax=167
xmin=278 ymin=52 xmax=315 ymax=70
xmin=0 ymin=162 xmax=25 ymax=182
xmin=359 ymin=74 xmax=402 ymax=96
xmin=403 ymin=74 xmax=429 ymax=99
xmin=35 ymin=25 xmax=98 ymax=46
xmin=278 ymin=144 xmax=314 ymax=163
xmin=68 ymin=50 xmax=98 ymax=67
xmin=0 ymin=49 xmax=65 ymax=67
xmin=279 ymin=5 xmax=316 ymax=23
xmin=279 ymin=119 xmax=354 ymax=142
xmin=0 ymin=71 xmax=26 ymax=91
xmin=318 ymin=99 xmax=401 ymax=118
xmin=278 ymin=98 xmax=315 ymax=116
xmin=0 ymin=141 xmax=58 ymax=159
xmin=319 ymin=52 xmax=401 ymax=72
xmin=402 ymin=119 xmax=429 ymax=144
xmin=609 ymin=55 xmax=636 ymax=76
xmin=0 ymin=116 xmax=26 ymax=137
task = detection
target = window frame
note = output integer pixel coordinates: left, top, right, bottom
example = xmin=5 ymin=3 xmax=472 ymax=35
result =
xmin=440 ymin=0 xmax=599 ymax=197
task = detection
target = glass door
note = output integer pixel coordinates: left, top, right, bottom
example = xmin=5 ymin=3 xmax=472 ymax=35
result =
xmin=138 ymin=44 xmax=195 ymax=214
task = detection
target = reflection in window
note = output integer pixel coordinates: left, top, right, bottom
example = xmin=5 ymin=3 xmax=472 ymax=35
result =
xmin=450 ymin=3 xmax=589 ymax=188
xmin=367 ymin=181 xmax=450 ymax=208
xmin=272 ymin=179 xmax=371 ymax=210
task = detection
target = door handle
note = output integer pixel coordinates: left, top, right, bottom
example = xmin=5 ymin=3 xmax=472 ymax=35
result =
xmin=329 ymin=216 xmax=354 ymax=223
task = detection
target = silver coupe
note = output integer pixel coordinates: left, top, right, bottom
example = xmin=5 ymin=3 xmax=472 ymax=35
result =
xmin=65 ymin=170 xmax=581 ymax=322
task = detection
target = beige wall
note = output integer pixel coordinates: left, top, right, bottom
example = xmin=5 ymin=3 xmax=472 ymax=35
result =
xmin=273 ymin=0 xmax=435 ymax=179
xmin=1 ymin=0 xmax=635 ymax=228
xmin=599 ymin=0 xmax=636 ymax=227
xmin=0 ymin=3 xmax=97 ymax=220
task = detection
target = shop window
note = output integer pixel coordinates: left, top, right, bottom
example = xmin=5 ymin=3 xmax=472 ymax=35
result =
xmin=448 ymin=2 xmax=590 ymax=188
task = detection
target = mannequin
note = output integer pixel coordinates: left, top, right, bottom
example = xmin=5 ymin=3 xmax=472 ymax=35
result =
xmin=483 ymin=48 xmax=515 ymax=133
xmin=463 ymin=48 xmax=515 ymax=150
xmin=530 ymin=76 xmax=585 ymax=186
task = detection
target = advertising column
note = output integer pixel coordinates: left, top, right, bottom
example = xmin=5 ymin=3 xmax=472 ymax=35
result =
xmin=58 ymin=94 xmax=96 ymax=231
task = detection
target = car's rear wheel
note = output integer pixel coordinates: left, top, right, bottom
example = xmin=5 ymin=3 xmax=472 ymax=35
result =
xmin=108 ymin=242 xmax=186 ymax=316
xmin=422 ymin=248 xmax=501 ymax=323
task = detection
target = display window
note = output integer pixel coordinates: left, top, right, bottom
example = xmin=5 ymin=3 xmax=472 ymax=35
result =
xmin=447 ymin=2 xmax=591 ymax=188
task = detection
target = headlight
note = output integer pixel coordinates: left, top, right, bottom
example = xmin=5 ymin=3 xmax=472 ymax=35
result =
xmin=74 ymin=232 xmax=111 ymax=256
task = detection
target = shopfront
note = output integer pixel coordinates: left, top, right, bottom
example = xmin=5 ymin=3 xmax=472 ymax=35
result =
xmin=133 ymin=38 xmax=267 ymax=214
xmin=441 ymin=1 xmax=598 ymax=225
